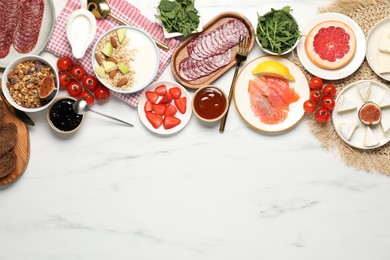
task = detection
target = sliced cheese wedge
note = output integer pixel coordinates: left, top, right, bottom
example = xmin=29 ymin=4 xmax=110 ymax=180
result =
xmin=337 ymin=95 xmax=357 ymax=113
xmin=379 ymin=90 xmax=390 ymax=108
xmin=363 ymin=126 xmax=380 ymax=147
xmin=338 ymin=121 xmax=359 ymax=141
xmin=378 ymin=51 xmax=390 ymax=74
xmin=357 ymin=82 xmax=371 ymax=102
xmin=381 ymin=118 xmax=390 ymax=134
xmin=379 ymin=28 xmax=390 ymax=54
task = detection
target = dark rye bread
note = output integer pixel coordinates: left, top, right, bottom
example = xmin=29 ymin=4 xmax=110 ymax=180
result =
xmin=0 ymin=100 xmax=4 ymax=127
xmin=0 ymin=122 xmax=17 ymax=156
xmin=0 ymin=151 xmax=17 ymax=178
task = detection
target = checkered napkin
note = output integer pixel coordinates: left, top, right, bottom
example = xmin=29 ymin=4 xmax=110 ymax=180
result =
xmin=45 ymin=0 xmax=180 ymax=107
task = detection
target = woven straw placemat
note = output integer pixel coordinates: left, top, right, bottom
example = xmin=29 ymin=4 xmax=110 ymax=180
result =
xmin=297 ymin=0 xmax=390 ymax=175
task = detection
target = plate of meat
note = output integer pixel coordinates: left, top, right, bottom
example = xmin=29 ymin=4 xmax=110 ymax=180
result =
xmin=171 ymin=12 xmax=255 ymax=89
xmin=234 ymin=56 xmax=309 ymax=133
xmin=0 ymin=0 xmax=55 ymax=68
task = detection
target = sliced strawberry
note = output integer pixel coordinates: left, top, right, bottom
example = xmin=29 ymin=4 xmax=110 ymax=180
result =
xmin=174 ymin=96 xmax=187 ymax=114
xmin=155 ymin=85 xmax=167 ymax=96
xmin=164 ymin=103 xmax=177 ymax=116
xmin=158 ymin=92 xmax=173 ymax=104
xmin=153 ymin=103 xmax=166 ymax=116
xmin=145 ymin=112 xmax=163 ymax=129
xmin=146 ymin=91 xmax=159 ymax=104
xmin=144 ymin=100 xmax=153 ymax=112
xmin=169 ymin=87 xmax=182 ymax=99
xmin=163 ymin=115 xmax=181 ymax=129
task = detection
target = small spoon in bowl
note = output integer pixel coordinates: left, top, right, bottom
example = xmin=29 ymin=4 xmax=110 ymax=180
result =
xmin=73 ymin=99 xmax=133 ymax=127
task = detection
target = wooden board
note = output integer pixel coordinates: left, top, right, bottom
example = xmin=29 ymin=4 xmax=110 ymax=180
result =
xmin=171 ymin=12 xmax=255 ymax=89
xmin=0 ymin=100 xmax=30 ymax=185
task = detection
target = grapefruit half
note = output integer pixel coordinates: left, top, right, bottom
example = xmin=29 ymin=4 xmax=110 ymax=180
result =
xmin=305 ymin=20 xmax=356 ymax=70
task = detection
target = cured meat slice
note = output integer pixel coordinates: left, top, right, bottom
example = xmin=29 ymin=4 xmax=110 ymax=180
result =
xmin=0 ymin=0 xmax=20 ymax=58
xmin=13 ymin=0 xmax=45 ymax=54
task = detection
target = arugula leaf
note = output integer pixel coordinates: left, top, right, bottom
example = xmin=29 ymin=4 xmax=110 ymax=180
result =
xmin=155 ymin=0 xmax=200 ymax=36
xmin=256 ymin=6 xmax=301 ymax=55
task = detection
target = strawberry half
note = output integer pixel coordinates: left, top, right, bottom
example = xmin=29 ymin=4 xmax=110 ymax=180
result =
xmin=146 ymin=91 xmax=159 ymax=104
xmin=153 ymin=103 xmax=166 ymax=116
xmin=169 ymin=87 xmax=182 ymax=99
xmin=158 ymin=92 xmax=173 ymax=104
xmin=155 ymin=85 xmax=167 ymax=96
xmin=163 ymin=115 xmax=181 ymax=129
xmin=144 ymin=100 xmax=153 ymax=112
xmin=174 ymin=96 xmax=187 ymax=114
xmin=146 ymin=112 xmax=163 ymax=129
xmin=164 ymin=103 xmax=177 ymax=116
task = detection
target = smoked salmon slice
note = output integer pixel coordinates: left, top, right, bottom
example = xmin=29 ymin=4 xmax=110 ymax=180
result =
xmin=264 ymin=76 xmax=300 ymax=104
xmin=251 ymin=76 xmax=290 ymax=111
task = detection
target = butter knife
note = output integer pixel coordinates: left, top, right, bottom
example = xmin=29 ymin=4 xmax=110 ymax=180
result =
xmin=0 ymin=90 xmax=35 ymax=126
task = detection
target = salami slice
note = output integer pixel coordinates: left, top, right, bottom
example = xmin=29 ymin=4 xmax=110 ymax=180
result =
xmin=13 ymin=0 xmax=45 ymax=54
xmin=0 ymin=0 xmax=20 ymax=58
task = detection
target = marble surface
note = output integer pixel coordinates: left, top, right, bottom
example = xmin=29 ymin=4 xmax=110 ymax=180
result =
xmin=1 ymin=0 xmax=390 ymax=259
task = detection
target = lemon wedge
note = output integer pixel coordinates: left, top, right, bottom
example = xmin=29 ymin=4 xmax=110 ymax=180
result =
xmin=251 ymin=60 xmax=295 ymax=81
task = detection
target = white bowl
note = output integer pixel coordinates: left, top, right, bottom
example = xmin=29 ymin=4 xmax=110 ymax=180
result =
xmin=92 ymin=25 xmax=160 ymax=94
xmin=192 ymin=85 xmax=228 ymax=123
xmin=2 ymin=55 xmax=59 ymax=113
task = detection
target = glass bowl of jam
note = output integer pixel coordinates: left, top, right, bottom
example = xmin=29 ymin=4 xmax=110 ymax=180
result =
xmin=47 ymin=96 xmax=84 ymax=134
xmin=192 ymin=85 xmax=228 ymax=122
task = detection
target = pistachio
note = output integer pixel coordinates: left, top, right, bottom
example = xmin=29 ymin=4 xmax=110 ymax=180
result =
xmin=110 ymin=36 xmax=118 ymax=49
xmin=116 ymin=78 xmax=128 ymax=88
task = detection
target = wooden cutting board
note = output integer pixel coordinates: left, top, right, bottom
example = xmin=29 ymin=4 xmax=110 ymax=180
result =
xmin=0 ymin=100 xmax=30 ymax=185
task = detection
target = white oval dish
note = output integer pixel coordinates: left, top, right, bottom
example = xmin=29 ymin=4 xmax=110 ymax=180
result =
xmin=66 ymin=8 xmax=96 ymax=59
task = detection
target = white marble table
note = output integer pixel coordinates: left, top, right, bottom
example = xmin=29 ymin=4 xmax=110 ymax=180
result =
xmin=1 ymin=1 xmax=390 ymax=259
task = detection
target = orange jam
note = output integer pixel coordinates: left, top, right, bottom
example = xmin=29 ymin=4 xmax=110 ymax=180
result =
xmin=193 ymin=86 xmax=227 ymax=120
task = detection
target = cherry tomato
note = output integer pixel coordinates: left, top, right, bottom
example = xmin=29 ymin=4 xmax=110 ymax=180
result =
xmin=70 ymin=65 xmax=86 ymax=81
xmin=315 ymin=107 xmax=330 ymax=123
xmin=59 ymin=73 xmax=71 ymax=88
xmin=309 ymin=76 xmax=323 ymax=90
xmin=94 ymin=85 xmax=110 ymax=102
xmin=310 ymin=90 xmax=322 ymax=103
xmin=321 ymin=96 xmax=336 ymax=111
xmin=303 ymin=100 xmax=317 ymax=113
xmin=57 ymin=56 xmax=73 ymax=72
xmin=82 ymin=75 xmax=98 ymax=91
xmin=79 ymin=91 xmax=95 ymax=106
xmin=67 ymin=81 xmax=82 ymax=97
xmin=322 ymin=84 xmax=337 ymax=98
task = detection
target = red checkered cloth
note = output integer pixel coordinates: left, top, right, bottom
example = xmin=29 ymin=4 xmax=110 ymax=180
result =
xmin=45 ymin=0 xmax=180 ymax=107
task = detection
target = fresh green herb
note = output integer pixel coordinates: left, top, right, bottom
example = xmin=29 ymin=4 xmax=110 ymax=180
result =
xmin=155 ymin=0 xmax=200 ymax=36
xmin=256 ymin=6 xmax=301 ymax=55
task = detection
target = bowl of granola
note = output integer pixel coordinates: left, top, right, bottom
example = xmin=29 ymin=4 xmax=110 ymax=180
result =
xmin=92 ymin=26 xmax=160 ymax=94
xmin=2 ymin=55 xmax=59 ymax=113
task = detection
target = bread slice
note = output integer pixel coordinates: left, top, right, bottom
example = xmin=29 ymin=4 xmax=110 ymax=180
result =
xmin=0 ymin=150 xmax=17 ymax=178
xmin=0 ymin=122 xmax=18 ymax=156
xmin=0 ymin=100 xmax=4 ymax=127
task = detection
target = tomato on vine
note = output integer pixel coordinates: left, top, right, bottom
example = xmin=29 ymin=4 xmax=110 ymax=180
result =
xmin=79 ymin=91 xmax=95 ymax=106
xmin=309 ymin=76 xmax=323 ymax=90
xmin=57 ymin=56 xmax=73 ymax=72
xmin=303 ymin=100 xmax=316 ymax=113
xmin=94 ymin=85 xmax=110 ymax=102
xmin=315 ymin=108 xmax=330 ymax=123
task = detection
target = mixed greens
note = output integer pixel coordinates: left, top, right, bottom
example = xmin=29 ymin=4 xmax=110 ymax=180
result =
xmin=256 ymin=6 xmax=301 ymax=55
xmin=155 ymin=0 xmax=200 ymax=36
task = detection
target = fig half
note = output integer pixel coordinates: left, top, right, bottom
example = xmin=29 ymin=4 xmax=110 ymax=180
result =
xmin=358 ymin=101 xmax=381 ymax=126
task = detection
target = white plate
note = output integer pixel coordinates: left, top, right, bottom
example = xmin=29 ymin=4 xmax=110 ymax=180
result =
xmin=234 ymin=56 xmax=309 ymax=133
xmin=161 ymin=19 xmax=203 ymax=39
xmin=332 ymin=80 xmax=390 ymax=149
xmin=366 ymin=17 xmax=390 ymax=81
xmin=92 ymin=26 xmax=160 ymax=94
xmin=138 ymin=81 xmax=192 ymax=136
xmin=296 ymin=12 xmax=366 ymax=80
xmin=0 ymin=0 xmax=55 ymax=68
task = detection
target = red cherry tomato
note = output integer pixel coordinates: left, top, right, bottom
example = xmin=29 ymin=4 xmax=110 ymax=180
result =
xmin=310 ymin=90 xmax=322 ymax=103
xmin=322 ymin=84 xmax=337 ymax=98
xmin=94 ymin=85 xmax=110 ymax=102
xmin=315 ymin=107 xmax=330 ymax=123
xmin=59 ymin=73 xmax=71 ymax=88
xmin=82 ymin=75 xmax=98 ymax=91
xmin=79 ymin=91 xmax=95 ymax=106
xmin=57 ymin=56 xmax=73 ymax=72
xmin=321 ymin=96 xmax=336 ymax=111
xmin=70 ymin=65 xmax=86 ymax=81
xmin=309 ymin=76 xmax=323 ymax=90
xmin=67 ymin=81 xmax=82 ymax=97
xmin=303 ymin=100 xmax=317 ymax=113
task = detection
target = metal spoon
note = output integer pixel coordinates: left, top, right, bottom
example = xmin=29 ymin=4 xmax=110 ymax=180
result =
xmin=72 ymin=99 xmax=133 ymax=127
xmin=87 ymin=0 xmax=170 ymax=52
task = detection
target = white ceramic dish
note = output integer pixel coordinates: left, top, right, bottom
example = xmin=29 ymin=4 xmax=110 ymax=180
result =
xmin=138 ymin=81 xmax=192 ymax=135
xmin=366 ymin=17 xmax=390 ymax=81
xmin=0 ymin=0 xmax=55 ymax=68
xmin=296 ymin=12 xmax=366 ymax=80
xmin=192 ymin=85 xmax=228 ymax=123
xmin=161 ymin=18 xmax=203 ymax=39
xmin=92 ymin=26 xmax=160 ymax=94
xmin=2 ymin=55 xmax=59 ymax=113
xmin=234 ymin=56 xmax=309 ymax=133
xmin=332 ymin=80 xmax=390 ymax=149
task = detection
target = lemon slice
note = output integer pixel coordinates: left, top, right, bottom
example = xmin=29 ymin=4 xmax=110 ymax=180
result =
xmin=251 ymin=60 xmax=295 ymax=81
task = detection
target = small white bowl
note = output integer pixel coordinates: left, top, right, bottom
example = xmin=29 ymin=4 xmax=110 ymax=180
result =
xmin=2 ymin=55 xmax=59 ymax=113
xmin=192 ymin=85 xmax=228 ymax=123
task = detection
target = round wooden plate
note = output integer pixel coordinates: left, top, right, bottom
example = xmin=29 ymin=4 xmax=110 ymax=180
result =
xmin=0 ymin=100 xmax=30 ymax=185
